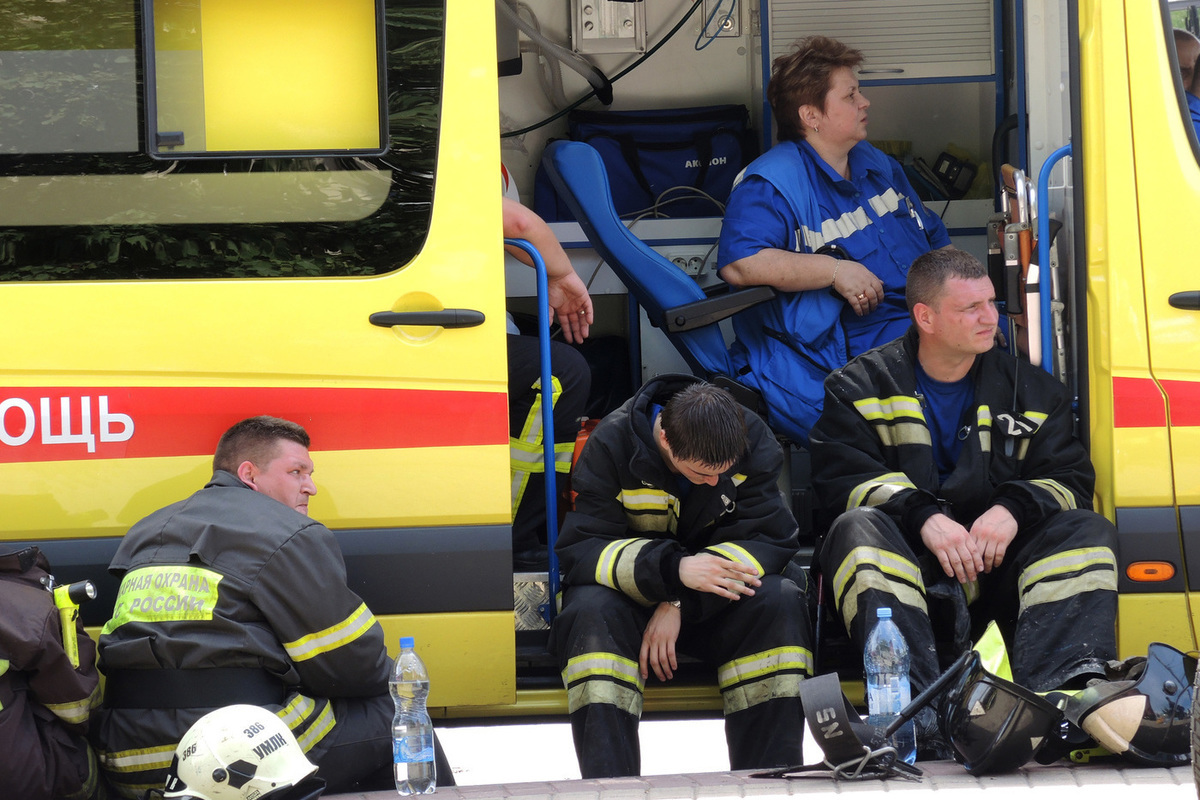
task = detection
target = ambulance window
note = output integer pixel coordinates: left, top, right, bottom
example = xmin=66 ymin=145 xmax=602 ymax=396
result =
xmin=143 ymin=0 xmax=387 ymax=159
xmin=1171 ymin=5 xmax=1200 ymax=150
xmin=0 ymin=0 xmax=441 ymax=281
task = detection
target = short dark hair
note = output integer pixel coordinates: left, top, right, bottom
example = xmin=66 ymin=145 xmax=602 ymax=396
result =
xmin=767 ymin=36 xmax=864 ymax=142
xmin=213 ymin=416 xmax=310 ymax=473
xmin=906 ymin=249 xmax=990 ymax=315
xmin=660 ymin=383 xmax=748 ymax=467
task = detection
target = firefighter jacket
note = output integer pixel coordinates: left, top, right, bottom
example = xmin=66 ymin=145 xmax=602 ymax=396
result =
xmin=0 ymin=546 xmax=102 ymax=800
xmin=556 ymin=374 xmax=800 ymax=622
xmin=93 ymin=470 xmax=388 ymax=798
xmin=810 ymin=327 xmax=1095 ymax=542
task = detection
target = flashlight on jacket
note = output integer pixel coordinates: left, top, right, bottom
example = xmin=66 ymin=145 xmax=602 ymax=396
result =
xmin=41 ymin=576 xmax=97 ymax=669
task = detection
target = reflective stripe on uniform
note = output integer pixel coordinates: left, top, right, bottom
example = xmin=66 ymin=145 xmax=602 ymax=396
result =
xmin=509 ymin=376 xmax=567 ymax=515
xmin=977 ymin=405 xmax=993 ymax=453
xmin=832 ymin=546 xmax=927 ymax=630
xmin=800 ymin=191 xmax=904 ymax=251
xmin=617 ymin=487 xmax=680 ymax=534
xmin=562 ymin=652 xmax=644 ymax=715
xmin=1028 ymin=478 xmax=1078 ymax=511
xmin=44 ymin=683 xmax=100 ymax=726
xmin=1017 ymin=546 xmax=1117 ymax=614
xmin=594 ymin=538 xmax=654 ymax=605
xmin=292 ymin=699 xmax=336 ymax=753
xmin=704 ymin=542 xmax=764 ymax=578
xmin=852 ymin=395 xmax=930 ymax=448
xmin=283 ymin=602 xmax=378 ymax=662
xmin=98 ymin=742 xmax=176 ymax=776
xmin=718 ymin=646 xmax=812 ymax=714
xmin=847 ymin=472 xmax=917 ymax=510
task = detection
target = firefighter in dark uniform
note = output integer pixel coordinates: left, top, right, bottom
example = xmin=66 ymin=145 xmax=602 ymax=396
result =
xmin=551 ymin=376 xmax=813 ymax=778
xmin=91 ymin=416 xmax=453 ymax=798
xmin=0 ymin=545 xmax=104 ymax=800
xmin=811 ymin=250 xmax=1117 ymax=730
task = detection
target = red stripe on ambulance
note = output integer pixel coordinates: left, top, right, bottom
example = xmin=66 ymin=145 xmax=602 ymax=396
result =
xmin=1112 ymin=377 xmax=1200 ymax=428
xmin=0 ymin=387 xmax=507 ymax=463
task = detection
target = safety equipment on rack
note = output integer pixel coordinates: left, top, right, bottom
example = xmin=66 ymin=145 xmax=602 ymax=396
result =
xmin=162 ymin=704 xmax=325 ymax=800
xmin=1061 ymin=642 xmax=1197 ymax=768
xmin=751 ymin=672 xmax=923 ymax=782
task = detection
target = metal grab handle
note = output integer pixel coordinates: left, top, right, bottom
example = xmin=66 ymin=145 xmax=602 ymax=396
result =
xmin=1168 ymin=291 xmax=1200 ymax=310
xmin=368 ymin=310 xmax=485 ymax=328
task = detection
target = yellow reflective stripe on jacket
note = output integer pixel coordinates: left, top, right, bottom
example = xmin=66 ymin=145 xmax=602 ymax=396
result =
xmin=731 ymin=473 xmax=748 ymax=486
xmin=101 ymin=565 xmax=223 ymax=635
xmin=833 ymin=546 xmax=927 ymax=629
xmin=847 ymin=472 xmax=917 ymax=510
xmin=617 ymin=487 xmax=679 ymax=534
xmin=854 ymin=394 xmax=923 ymax=421
xmin=704 ymin=542 xmax=764 ymax=578
xmin=1018 ymin=546 xmax=1117 ymax=614
xmin=283 ymin=602 xmax=378 ymax=662
xmin=594 ymin=538 xmax=654 ymax=605
xmin=97 ymin=743 xmax=176 ymax=775
xmin=718 ymin=646 xmax=812 ymax=714
xmin=1028 ymin=478 xmax=1078 ymax=511
xmin=977 ymin=405 xmax=993 ymax=453
xmin=45 ymin=684 xmax=100 ymax=726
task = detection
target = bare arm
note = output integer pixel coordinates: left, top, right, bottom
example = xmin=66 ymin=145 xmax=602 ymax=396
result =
xmin=503 ymin=197 xmax=594 ymax=343
xmin=722 ymin=248 xmax=883 ymax=315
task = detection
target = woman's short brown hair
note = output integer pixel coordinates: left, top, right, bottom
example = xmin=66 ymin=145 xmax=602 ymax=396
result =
xmin=767 ymin=36 xmax=864 ymax=142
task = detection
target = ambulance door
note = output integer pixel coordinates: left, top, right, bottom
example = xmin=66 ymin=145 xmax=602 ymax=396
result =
xmin=0 ymin=0 xmax=515 ymax=708
xmin=1087 ymin=2 xmax=1200 ymax=653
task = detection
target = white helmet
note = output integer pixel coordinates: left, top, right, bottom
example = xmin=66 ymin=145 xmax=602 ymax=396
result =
xmin=163 ymin=705 xmax=322 ymax=800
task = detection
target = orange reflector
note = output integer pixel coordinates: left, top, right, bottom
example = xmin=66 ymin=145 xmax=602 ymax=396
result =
xmin=1126 ymin=561 xmax=1175 ymax=582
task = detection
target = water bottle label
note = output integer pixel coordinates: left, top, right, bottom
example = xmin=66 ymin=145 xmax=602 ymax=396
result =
xmin=394 ymin=734 xmax=434 ymax=764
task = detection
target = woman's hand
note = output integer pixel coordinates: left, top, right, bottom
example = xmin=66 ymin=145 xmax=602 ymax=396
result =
xmin=831 ymin=260 xmax=884 ymax=316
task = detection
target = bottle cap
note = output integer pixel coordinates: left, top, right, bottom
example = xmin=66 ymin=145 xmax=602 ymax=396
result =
xmin=400 ymin=636 xmax=415 ymax=648
xmin=877 ymin=608 xmax=892 ymax=620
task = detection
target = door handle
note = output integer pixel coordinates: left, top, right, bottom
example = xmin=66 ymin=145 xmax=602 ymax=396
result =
xmin=369 ymin=309 xmax=485 ymax=328
xmin=1168 ymin=292 xmax=1200 ymax=310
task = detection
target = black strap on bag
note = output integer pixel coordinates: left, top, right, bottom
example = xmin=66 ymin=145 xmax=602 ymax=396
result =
xmin=104 ymin=667 xmax=289 ymax=709
xmin=751 ymin=673 xmax=923 ymax=782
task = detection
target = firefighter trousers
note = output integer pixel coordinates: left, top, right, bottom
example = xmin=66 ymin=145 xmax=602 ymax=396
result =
xmin=818 ymin=506 xmax=1118 ymax=693
xmin=551 ymin=575 xmax=813 ymax=778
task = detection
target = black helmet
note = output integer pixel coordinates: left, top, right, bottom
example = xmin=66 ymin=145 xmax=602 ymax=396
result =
xmin=937 ymin=650 xmax=1064 ymax=775
xmin=1064 ymin=642 xmax=1197 ymax=767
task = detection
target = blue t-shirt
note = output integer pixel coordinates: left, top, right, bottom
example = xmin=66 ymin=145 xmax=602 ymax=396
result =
xmin=1187 ymin=92 xmax=1200 ymax=141
xmin=915 ymin=360 xmax=975 ymax=483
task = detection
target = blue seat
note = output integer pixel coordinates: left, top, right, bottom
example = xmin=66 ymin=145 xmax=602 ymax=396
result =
xmin=541 ymin=140 xmax=774 ymax=383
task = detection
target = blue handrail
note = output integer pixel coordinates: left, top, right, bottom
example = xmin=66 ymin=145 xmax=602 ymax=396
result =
xmin=502 ymin=238 xmax=560 ymax=620
xmin=1037 ymin=143 xmax=1072 ymax=374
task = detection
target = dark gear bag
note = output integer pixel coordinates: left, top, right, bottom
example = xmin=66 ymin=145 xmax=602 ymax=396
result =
xmin=535 ymin=104 xmax=755 ymax=221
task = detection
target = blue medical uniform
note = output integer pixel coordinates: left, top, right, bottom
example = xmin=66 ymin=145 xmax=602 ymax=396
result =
xmin=717 ymin=139 xmax=950 ymax=443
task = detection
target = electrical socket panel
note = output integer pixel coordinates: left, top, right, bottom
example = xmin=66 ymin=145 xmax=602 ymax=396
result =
xmin=661 ymin=246 xmax=715 ymax=278
xmin=701 ymin=0 xmax=741 ymax=38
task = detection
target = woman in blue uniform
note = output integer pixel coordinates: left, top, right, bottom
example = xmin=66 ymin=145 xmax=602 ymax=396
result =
xmin=717 ymin=35 xmax=952 ymax=443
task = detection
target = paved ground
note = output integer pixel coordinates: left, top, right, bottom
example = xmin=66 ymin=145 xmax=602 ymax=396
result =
xmin=324 ymin=717 xmax=1196 ymax=800
xmin=327 ymin=760 xmax=1194 ymax=800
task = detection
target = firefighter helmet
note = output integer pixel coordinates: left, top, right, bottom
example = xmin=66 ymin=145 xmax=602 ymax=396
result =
xmin=938 ymin=649 xmax=1064 ymax=775
xmin=163 ymin=704 xmax=324 ymax=800
xmin=1064 ymin=642 xmax=1197 ymax=767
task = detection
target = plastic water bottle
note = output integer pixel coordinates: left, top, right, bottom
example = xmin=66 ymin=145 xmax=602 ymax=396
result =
xmin=391 ymin=636 xmax=436 ymax=794
xmin=864 ymin=607 xmax=916 ymax=764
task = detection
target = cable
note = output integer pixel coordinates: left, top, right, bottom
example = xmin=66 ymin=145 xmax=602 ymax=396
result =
xmin=695 ymin=0 xmax=735 ymax=51
xmin=502 ymin=0 xmax=706 ymax=139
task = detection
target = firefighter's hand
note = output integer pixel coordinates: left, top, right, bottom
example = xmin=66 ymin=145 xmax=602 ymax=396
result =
xmin=548 ymin=271 xmax=593 ymax=344
xmin=678 ymin=554 xmax=760 ymax=600
xmin=920 ymin=513 xmax=983 ymax=583
xmin=969 ymin=505 xmax=1019 ymax=572
xmin=640 ymin=602 xmax=682 ymax=681
xmin=830 ymin=260 xmax=884 ymax=317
